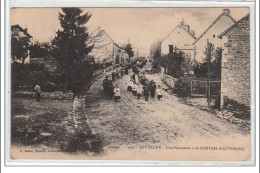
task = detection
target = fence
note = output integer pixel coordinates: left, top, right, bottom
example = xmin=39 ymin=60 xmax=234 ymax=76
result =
xmin=190 ymin=80 xmax=221 ymax=98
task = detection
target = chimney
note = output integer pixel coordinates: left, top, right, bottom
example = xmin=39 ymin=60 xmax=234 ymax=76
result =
xmin=223 ymin=9 xmax=230 ymax=14
xmin=180 ymin=18 xmax=184 ymax=26
xmin=183 ymin=25 xmax=190 ymax=32
xmin=190 ymin=30 xmax=195 ymax=37
xmin=24 ymin=28 xmax=28 ymax=33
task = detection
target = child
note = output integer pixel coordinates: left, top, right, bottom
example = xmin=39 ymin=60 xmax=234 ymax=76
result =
xmin=113 ymin=85 xmax=121 ymax=102
xmin=132 ymin=82 xmax=137 ymax=96
xmin=156 ymin=85 xmax=163 ymax=101
xmin=137 ymin=83 xmax=143 ymax=99
xmin=127 ymin=78 xmax=134 ymax=92
xmin=34 ymin=83 xmax=41 ymax=101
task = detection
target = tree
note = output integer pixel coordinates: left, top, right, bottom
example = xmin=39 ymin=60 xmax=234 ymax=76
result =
xmin=29 ymin=41 xmax=51 ymax=58
xmin=123 ymin=43 xmax=134 ymax=59
xmin=211 ymin=47 xmax=222 ymax=78
xmin=51 ymin=8 xmax=94 ymax=93
xmin=11 ymin=31 xmax=30 ymax=64
xmin=193 ymin=45 xmax=222 ymax=79
xmin=150 ymin=39 xmax=162 ymax=70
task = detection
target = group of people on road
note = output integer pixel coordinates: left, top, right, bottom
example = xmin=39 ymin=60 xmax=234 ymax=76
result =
xmin=103 ymin=64 xmax=131 ymax=101
xmin=127 ymin=64 xmax=163 ymax=101
xmin=103 ymin=63 xmax=164 ymax=102
xmin=127 ymin=77 xmax=163 ymax=101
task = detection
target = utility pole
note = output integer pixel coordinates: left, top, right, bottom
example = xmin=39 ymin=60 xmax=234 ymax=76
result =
xmin=112 ymin=43 xmax=115 ymax=68
xmin=206 ymin=39 xmax=212 ymax=107
xmin=219 ymin=47 xmax=223 ymax=110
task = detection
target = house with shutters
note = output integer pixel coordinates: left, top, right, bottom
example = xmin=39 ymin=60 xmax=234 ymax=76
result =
xmin=193 ymin=9 xmax=236 ymax=63
xmin=160 ymin=20 xmax=196 ymax=60
xmin=218 ymin=13 xmax=250 ymax=108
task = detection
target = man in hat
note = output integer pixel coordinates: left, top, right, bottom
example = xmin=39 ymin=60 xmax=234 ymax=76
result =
xmin=149 ymin=80 xmax=156 ymax=98
xmin=103 ymin=75 xmax=109 ymax=93
xmin=143 ymin=84 xmax=149 ymax=101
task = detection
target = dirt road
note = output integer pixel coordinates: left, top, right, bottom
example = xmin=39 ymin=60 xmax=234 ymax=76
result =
xmin=85 ymin=64 xmax=250 ymax=158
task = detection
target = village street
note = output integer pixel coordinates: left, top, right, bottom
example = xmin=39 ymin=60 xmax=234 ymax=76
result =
xmin=85 ymin=62 xmax=250 ymax=157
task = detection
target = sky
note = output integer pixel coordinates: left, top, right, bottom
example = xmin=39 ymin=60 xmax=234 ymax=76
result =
xmin=11 ymin=7 xmax=249 ymax=56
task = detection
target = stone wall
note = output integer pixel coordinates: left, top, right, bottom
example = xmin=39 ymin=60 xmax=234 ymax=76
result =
xmin=12 ymin=91 xmax=74 ymax=100
xmin=221 ymin=58 xmax=250 ymax=106
xmin=221 ymin=14 xmax=250 ymax=107
xmin=161 ymin=67 xmax=178 ymax=88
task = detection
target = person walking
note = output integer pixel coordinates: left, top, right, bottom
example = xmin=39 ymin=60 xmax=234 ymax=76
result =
xmin=143 ymin=84 xmax=149 ymax=101
xmin=113 ymin=85 xmax=121 ymax=102
xmin=108 ymin=82 xmax=114 ymax=99
xmin=124 ymin=65 xmax=129 ymax=75
xmin=132 ymin=82 xmax=137 ymax=96
xmin=112 ymin=71 xmax=116 ymax=81
xmin=121 ymin=67 xmax=124 ymax=77
xmin=34 ymin=83 xmax=41 ymax=102
xmin=127 ymin=78 xmax=134 ymax=92
xmin=137 ymin=83 xmax=143 ymax=99
xmin=156 ymin=85 xmax=163 ymax=101
xmin=103 ymin=76 xmax=109 ymax=93
xmin=149 ymin=80 xmax=156 ymax=98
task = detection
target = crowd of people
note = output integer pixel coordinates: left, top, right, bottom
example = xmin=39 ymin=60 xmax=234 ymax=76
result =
xmin=103 ymin=64 xmax=130 ymax=101
xmin=127 ymin=77 xmax=163 ymax=101
xmin=103 ymin=62 xmax=163 ymax=102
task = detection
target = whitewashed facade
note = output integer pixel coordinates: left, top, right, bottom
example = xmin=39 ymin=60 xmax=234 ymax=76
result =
xmin=90 ymin=30 xmax=129 ymax=66
xmin=193 ymin=9 xmax=236 ymax=63
xmin=160 ymin=21 xmax=196 ymax=59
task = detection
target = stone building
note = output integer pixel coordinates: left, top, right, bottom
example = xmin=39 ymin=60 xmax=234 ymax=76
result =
xmin=193 ymin=9 xmax=236 ymax=63
xmin=218 ymin=13 xmax=250 ymax=107
xmin=160 ymin=20 xmax=196 ymax=59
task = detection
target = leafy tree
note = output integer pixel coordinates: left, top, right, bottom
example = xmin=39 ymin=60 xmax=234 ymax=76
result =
xmin=11 ymin=31 xmax=30 ymax=64
xmin=211 ymin=47 xmax=222 ymax=78
xmin=123 ymin=43 xmax=134 ymax=59
xmin=29 ymin=41 xmax=51 ymax=58
xmin=194 ymin=46 xmax=222 ymax=79
xmin=159 ymin=49 xmax=186 ymax=78
xmin=151 ymin=46 xmax=161 ymax=70
xmin=150 ymin=40 xmax=162 ymax=70
xmin=51 ymin=8 xmax=94 ymax=93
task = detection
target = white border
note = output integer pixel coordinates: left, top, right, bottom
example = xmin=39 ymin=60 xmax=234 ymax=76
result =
xmin=4 ymin=0 xmax=257 ymax=166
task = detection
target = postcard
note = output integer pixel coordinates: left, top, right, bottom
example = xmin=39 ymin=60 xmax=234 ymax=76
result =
xmin=8 ymin=6 xmax=254 ymax=164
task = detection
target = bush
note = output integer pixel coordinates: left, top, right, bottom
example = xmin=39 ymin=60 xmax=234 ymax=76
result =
xmin=11 ymin=63 xmax=63 ymax=91
xmin=223 ymin=98 xmax=250 ymax=120
xmin=173 ymin=78 xmax=191 ymax=97
xmin=43 ymin=82 xmax=57 ymax=92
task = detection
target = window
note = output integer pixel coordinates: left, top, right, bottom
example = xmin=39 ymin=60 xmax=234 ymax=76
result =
xmin=213 ymin=34 xmax=216 ymax=38
xmin=118 ymin=50 xmax=121 ymax=53
xmin=169 ymin=45 xmax=173 ymax=53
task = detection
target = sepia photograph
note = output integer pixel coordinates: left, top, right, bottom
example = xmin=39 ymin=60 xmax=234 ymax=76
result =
xmin=9 ymin=7 xmax=252 ymax=162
